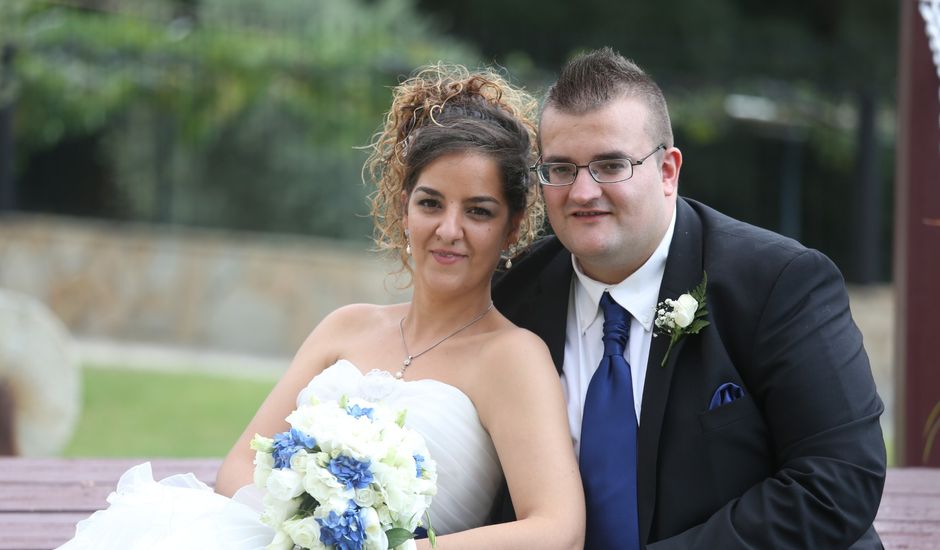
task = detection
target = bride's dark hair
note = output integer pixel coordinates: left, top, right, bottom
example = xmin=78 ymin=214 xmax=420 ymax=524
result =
xmin=366 ymin=63 xmax=543 ymax=279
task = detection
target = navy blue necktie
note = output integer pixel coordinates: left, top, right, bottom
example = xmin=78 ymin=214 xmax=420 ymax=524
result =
xmin=580 ymin=291 xmax=640 ymax=550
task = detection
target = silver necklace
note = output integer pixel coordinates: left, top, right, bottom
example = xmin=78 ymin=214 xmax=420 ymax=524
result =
xmin=396 ymin=302 xmax=494 ymax=379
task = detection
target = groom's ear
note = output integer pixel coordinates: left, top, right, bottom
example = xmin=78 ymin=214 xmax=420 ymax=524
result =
xmin=661 ymin=146 xmax=682 ymax=197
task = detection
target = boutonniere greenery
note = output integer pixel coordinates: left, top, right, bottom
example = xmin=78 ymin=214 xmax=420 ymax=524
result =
xmin=653 ymin=272 xmax=710 ymax=367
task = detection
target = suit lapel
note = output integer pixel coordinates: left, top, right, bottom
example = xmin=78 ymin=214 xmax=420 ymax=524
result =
xmin=532 ymin=248 xmax=574 ymax=374
xmin=494 ymin=238 xmax=573 ymax=375
xmin=638 ymin=198 xmax=704 ymax=543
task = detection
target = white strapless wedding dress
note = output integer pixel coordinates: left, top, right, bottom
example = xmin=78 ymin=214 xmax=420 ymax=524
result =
xmin=58 ymin=360 xmax=503 ymax=549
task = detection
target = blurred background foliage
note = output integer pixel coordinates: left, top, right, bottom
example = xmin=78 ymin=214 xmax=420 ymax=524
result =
xmin=0 ymin=0 xmax=477 ymax=239
xmin=0 ymin=0 xmax=897 ymax=280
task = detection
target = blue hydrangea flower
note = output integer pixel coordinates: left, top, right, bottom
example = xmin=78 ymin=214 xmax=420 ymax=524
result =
xmin=272 ymin=428 xmax=317 ymax=469
xmin=317 ymin=501 xmax=365 ymax=550
xmin=345 ymin=404 xmax=375 ymax=421
xmin=328 ymin=455 xmax=374 ymax=490
xmin=413 ymin=454 xmax=426 ymax=478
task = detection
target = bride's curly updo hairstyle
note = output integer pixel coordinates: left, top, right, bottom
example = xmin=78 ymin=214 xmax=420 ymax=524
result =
xmin=366 ymin=63 xmax=543 ymax=279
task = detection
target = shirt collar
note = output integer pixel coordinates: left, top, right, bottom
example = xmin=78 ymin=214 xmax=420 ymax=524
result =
xmin=572 ymin=207 xmax=677 ymax=332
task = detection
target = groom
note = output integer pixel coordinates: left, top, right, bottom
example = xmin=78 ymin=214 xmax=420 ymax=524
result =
xmin=492 ymin=48 xmax=886 ymax=548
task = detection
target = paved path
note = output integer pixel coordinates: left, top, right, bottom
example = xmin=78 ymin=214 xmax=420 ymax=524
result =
xmin=75 ymin=338 xmax=288 ymax=381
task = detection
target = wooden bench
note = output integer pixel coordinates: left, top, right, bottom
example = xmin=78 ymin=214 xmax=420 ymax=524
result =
xmin=1 ymin=458 xmax=937 ymax=549
xmin=0 ymin=458 xmax=221 ymax=550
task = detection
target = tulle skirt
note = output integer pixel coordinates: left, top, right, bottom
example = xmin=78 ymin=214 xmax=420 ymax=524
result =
xmin=57 ymin=462 xmax=274 ymax=550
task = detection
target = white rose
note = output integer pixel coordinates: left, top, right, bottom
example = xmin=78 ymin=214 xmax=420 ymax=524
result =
xmin=313 ymin=451 xmax=331 ymax=468
xmin=287 ymin=403 xmax=343 ymax=442
xmin=673 ymin=293 xmax=698 ymax=328
xmin=329 ymin=440 xmax=366 ymax=462
xmin=253 ymin=450 xmax=275 ymax=488
xmin=383 ymin=483 xmax=423 ymax=530
xmin=266 ymin=468 xmax=305 ymax=500
xmin=304 ymin=464 xmax=353 ymax=504
xmin=260 ymin=492 xmax=301 ymax=528
xmin=290 ymin=450 xmax=310 ymax=473
xmin=265 ymin=529 xmax=295 ymax=550
xmin=399 ymin=498 xmax=428 ymax=532
xmin=283 ymin=516 xmax=326 ymax=549
xmin=393 ymin=540 xmax=417 ymax=550
xmin=376 ymin=503 xmax=392 ymax=525
xmin=359 ymin=506 xmax=389 ymax=550
xmin=355 ymin=486 xmax=378 ymax=507
xmin=415 ymin=477 xmax=437 ymax=497
xmin=381 ymin=424 xmax=409 ymax=448
xmin=322 ymin=493 xmax=355 ymax=513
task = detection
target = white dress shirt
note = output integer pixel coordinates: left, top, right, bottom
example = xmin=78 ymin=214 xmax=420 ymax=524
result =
xmin=561 ymin=210 xmax=676 ymax=457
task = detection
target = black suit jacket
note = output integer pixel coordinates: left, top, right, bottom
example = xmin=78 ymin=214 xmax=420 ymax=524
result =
xmin=492 ymin=197 xmax=886 ymax=548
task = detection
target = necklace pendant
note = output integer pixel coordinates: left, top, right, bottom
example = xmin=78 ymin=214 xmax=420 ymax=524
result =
xmin=394 ymin=371 xmax=404 ymax=380
xmin=403 ymin=356 xmax=412 ymax=367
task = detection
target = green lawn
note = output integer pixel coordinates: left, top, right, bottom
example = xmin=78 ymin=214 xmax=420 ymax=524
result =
xmin=63 ymin=366 xmax=277 ymax=458
xmin=63 ymin=365 xmax=897 ymax=465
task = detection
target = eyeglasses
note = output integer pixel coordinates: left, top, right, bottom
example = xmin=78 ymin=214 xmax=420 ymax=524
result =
xmin=530 ymin=144 xmax=666 ymax=187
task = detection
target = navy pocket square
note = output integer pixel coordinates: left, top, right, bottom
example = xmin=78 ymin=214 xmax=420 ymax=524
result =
xmin=708 ymin=382 xmax=744 ymax=411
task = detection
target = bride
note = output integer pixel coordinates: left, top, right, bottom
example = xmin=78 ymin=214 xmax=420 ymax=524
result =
xmin=59 ymin=65 xmax=585 ymax=550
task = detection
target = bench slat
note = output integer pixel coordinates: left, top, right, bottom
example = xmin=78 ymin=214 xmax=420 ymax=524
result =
xmin=0 ymin=513 xmax=89 ymax=550
xmin=882 ymin=468 xmax=940 ymax=496
xmin=0 ymin=484 xmax=111 ymax=513
xmin=0 ymin=459 xmax=937 ymax=549
xmin=0 ymin=458 xmax=221 ymax=484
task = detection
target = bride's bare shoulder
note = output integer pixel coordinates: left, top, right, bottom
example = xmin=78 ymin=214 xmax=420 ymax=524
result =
xmin=482 ymin=326 xmax=555 ymax=376
xmin=304 ymin=302 xmax=404 ymax=342
xmin=468 ymin=325 xmax=562 ymax=424
xmin=291 ymin=302 xmax=405 ymax=368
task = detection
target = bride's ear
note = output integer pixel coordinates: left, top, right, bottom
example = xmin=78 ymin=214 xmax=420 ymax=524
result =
xmin=400 ymin=190 xmax=410 ymax=228
xmin=504 ymin=211 xmax=524 ymax=250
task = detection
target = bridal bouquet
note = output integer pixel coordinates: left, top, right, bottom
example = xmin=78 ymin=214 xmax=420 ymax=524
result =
xmin=250 ymin=396 xmax=437 ymax=550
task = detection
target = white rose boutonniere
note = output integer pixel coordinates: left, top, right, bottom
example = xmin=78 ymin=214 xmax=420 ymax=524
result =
xmin=654 ymin=272 xmax=710 ymax=367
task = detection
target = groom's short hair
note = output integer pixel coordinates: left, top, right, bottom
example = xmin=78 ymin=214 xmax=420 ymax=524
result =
xmin=543 ymin=47 xmax=674 ymax=148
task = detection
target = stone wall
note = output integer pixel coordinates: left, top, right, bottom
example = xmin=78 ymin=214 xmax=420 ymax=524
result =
xmin=0 ymin=214 xmax=409 ymax=357
xmin=0 ymin=214 xmax=894 ymax=389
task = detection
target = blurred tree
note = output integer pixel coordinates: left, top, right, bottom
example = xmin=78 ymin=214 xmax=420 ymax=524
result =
xmin=0 ymin=44 xmax=16 ymax=213
xmin=2 ymin=0 xmax=479 ymax=238
xmin=417 ymin=0 xmax=898 ymax=280
xmin=417 ymin=0 xmax=896 ymax=95
xmin=1 ymin=0 xmax=899 ymax=279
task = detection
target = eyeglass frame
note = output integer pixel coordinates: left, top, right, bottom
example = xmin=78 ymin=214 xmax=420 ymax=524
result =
xmin=530 ymin=143 xmax=667 ymax=187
